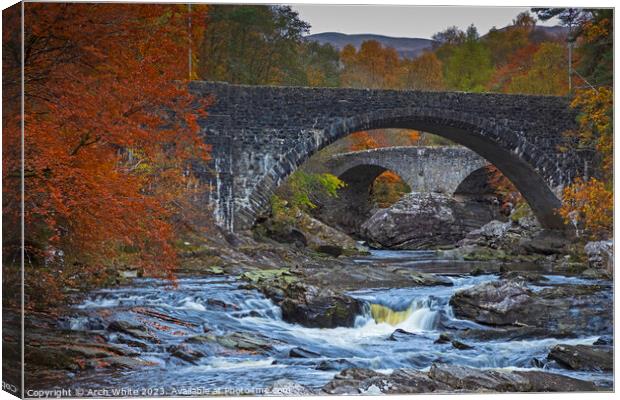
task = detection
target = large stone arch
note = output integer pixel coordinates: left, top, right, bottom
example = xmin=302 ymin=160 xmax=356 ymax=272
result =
xmin=239 ymin=109 xmax=564 ymax=230
xmin=191 ymin=82 xmax=587 ymax=231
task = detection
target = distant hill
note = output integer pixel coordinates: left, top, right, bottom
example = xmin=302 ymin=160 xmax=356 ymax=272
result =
xmin=305 ymin=32 xmax=435 ymax=59
xmin=306 ymin=26 xmax=568 ymax=60
xmin=484 ymin=24 xmax=569 ymax=39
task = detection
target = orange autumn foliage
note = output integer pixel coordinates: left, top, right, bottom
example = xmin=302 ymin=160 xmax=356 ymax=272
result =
xmin=559 ymin=88 xmax=613 ymax=239
xmin=349 ymin=131 xmax=380 ymax=151
xmin=372 ymin=171 xmax=411 ymax=208
xmin=485 ymin=165 xmax=523 ymax=213
xmin=2 ymin=3 xmax=211 ymax=301
xmin=559 ymin=178 xmax=613 ymax=239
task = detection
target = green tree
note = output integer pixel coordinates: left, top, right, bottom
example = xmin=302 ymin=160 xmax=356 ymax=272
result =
xmin=197 ymin=5 xmax=310 ymax=85
xmin=576 ymin=9 xmax=613 ymax=87
xmin=444 ymin=25 xmax=493 ymax=92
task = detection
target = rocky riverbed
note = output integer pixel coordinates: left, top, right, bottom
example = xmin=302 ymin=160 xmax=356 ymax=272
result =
xmin=21 ymin=246 xmax=613 ymax=395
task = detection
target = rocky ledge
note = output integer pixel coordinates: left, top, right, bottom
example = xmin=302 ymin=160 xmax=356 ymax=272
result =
xmin=322 ymin=364 xmax=598 ymax=394
xmin=449 ymin=279 xmax=612 ymax=336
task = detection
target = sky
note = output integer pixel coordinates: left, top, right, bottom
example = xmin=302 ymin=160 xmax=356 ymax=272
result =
xmin=291 ymin=5 xmax=560 ymax=39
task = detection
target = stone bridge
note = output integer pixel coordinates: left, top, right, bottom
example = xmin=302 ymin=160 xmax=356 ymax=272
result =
xmin=190 ymin=81 xmax=590 ymax=231
xmin=324 ymin=146 xmax=488 ymax=195
xmin=315 ymin=146 xmax=491 ymax=234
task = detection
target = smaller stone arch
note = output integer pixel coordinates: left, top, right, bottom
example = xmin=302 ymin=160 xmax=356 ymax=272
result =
xmin=326 ymin=146 xmax=489 ymax=195
xmin=316 ymin=146 xmax=489 ymax=234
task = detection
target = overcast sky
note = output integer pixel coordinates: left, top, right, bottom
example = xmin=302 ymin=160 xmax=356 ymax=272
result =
xmin=292 ymin=5 xmax=560 ymax=39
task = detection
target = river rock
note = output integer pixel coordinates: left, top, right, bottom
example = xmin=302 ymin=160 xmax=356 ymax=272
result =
xmin=360 ymin=192 xmax=496 ymax=250
xmin=584 ymin=240 xmax=613 ymax=273
xmin=449 ymin=280 xmax=533 ymax=326
xmin=289 ymin=347 xmax=321 ymax=358
xmin=184 ymin=332 xmax=273 ymax=354
xmin=593 ymin=336 xmax=613 ymax=346
xmin=388 ymin=328 xmax=420 ymax=341
xmin=428 ymin=363 xmax=596 ymax=392
xmin=434 ymin=333 xmax=473 ymax=350
xmin=499 ymin=271 xmax=548 ymax=283
xmin=456 ymin=326 xmax=574 ymax=342
xmin=450 ymin=280 xmax=612 ymax=335
xmin=519 ymin=230 xmax=569 ymax=255
xmin=315 ymin=359 xmax=357 ymax=371
xmin=548 ymin=344 xmax=613 ymax=371
xmin=255 ymin=209 xmax=362 ymax=256
xmin=280 ymin=283 xmax=363 ymax=328
xmin=89 ymin=356 xmax=153 ymax=370
xmin=168 ymin=344 xmax=206 ymax=363
xmin=322 ymin=368 xmax=450 ymax=395
xmin=107 ymin=320 xmax=155 ymax=342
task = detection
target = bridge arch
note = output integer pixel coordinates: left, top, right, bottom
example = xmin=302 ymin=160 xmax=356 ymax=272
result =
xmin=241 ymin=109 xmax=563 ymax=230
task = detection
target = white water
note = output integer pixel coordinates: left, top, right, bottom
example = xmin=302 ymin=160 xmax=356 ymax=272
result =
xmin=61 ymin=255 xmax=613 ymax=392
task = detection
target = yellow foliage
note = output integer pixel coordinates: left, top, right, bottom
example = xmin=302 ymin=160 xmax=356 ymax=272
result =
xmin=559 ymin=178 xmax=613 ymax=239
xmin=559 ymin=87 xmax=613 ymax=239
xmin=569 ymin=87 xmax=613 ymax=180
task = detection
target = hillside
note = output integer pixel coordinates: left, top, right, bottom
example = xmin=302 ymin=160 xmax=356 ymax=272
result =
xmin=306 ymin=26 xmax=568 ymax=59
xmin=306 ymin=32 xmax=435 ymax=59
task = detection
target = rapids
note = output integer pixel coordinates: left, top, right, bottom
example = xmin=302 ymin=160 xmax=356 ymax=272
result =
xmin=60 ymin=250 xmax=613 ymax=393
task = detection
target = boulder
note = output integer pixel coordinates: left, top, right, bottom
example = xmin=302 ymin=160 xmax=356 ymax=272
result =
xmin=280 ymin=283 xmax=363 ymax=328
xmin=433 ymin=333 xmax=473 ymax=350
xmin=360 ymin=192 xmax=499 ymax=250
xmin=584 ymin=240 xmax=613 ymax=273
xmin=388 ymin=328 xmax=420 ymax=341
xmin=548 ymin=344 xmax=613 ymax=371
xmin=107 ymin=320 xmax=155 ymax=342
xmin=450 ymin=280 xmax=612 ymax=336
xmin=168 ymin=344 xmax=205 ymax=363
xmin=519 ymin=230 xmax=570 ymax=255
xmin=449 ymin=280 xmax=534 ymax=326
xmin=255 ymin=209 xmax=362 ymax=256
xmin=184 ymin=332 xmax=273 ymax=354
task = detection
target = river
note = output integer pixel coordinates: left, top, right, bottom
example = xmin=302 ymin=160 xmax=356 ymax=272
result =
xmin=59 ymin=250 xmax=613 ymax=393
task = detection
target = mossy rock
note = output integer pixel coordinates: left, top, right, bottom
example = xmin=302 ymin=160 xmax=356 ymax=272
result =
xmin=206 ymin=266 xmax=225 ymax=275
xmin=463 ymin=248 xmax=508 ymax=261
xmin=240 ymin=268 xmax=297 ymax=285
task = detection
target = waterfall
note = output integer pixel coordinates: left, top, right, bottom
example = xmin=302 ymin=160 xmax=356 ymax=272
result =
xmin=367 ymin=297 xmax=439 ymax=331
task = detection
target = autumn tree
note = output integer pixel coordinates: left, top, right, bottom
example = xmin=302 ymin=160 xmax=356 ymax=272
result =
xmin=487 ymin=43 xmax=540 ymax=92
xmin=340 ymin=40 xmax=401 ymax=89
xmin=507 ymin=42 xmax=568 ymax=95
xmin=371 ymin=171 xmax=411 ymax=208
xmin=3 ymin=3 xmax=210 ymax=306
xmin=483 ymin=13 xmax=534 ymax=66
xmin=556 ymin=11 xmax=613 ymax=239
xmin=400 ymin=51 xmax=445 ymax=90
